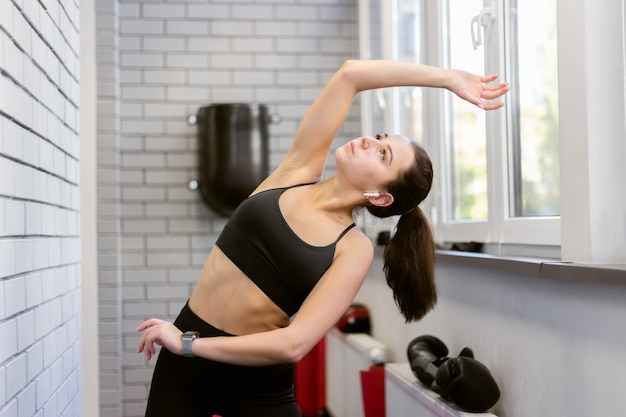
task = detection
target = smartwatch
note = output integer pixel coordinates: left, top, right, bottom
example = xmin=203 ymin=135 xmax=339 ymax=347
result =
xmin=181 ymin=331 xmax=200 ymax=357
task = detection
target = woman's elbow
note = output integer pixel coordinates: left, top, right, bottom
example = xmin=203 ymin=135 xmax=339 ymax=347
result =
xmin=338 ymin=59 xmax=371 ymax=94
xmin=281 ymin=334 xmax=312 ymax=363
xmin=339 ymin=59 xmax=359 ymax=79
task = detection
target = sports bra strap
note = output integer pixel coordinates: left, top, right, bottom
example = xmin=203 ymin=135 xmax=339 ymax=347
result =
xmin=285 ymin=182 xmax=317 ymax=189
xmin=335 ymin=223 xmax=356 ymax=243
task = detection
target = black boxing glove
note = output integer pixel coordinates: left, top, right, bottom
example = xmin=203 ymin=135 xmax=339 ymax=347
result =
xmin=434 ymin=356 xmax=501 ymax=413
xmin=406 ymin=335 xmax=449 ymax=386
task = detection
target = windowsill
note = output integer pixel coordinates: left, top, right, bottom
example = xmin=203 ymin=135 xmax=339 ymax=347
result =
xmin=435 ymin=250 xmax=626 ymax=287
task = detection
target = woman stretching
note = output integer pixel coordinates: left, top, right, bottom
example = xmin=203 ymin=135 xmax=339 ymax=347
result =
xmin=137 ymin=59 xmax=509 ymax=417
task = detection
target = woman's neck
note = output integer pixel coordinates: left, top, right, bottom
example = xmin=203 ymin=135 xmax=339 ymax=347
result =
xmin=309 ymin=177 xmax=360 ymax=220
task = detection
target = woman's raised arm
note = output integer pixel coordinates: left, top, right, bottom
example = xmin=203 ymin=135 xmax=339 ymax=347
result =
xmin=266 ymin=60 xmax=508 ymax=187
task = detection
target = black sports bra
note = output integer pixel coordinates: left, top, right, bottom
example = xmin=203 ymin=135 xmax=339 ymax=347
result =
xmin=215 ymin=183 xmax=355 ymax=316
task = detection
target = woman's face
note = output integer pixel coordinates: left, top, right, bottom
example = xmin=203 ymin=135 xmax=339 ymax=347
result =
xmin=336 ymin=133 xmax=415 ymax=193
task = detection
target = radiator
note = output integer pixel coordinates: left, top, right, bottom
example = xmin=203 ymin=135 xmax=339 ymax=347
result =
xmin=326 ymin=328 xmax=388 ymax=417
xmin=385 ymin=363 xmax=498 ymax=417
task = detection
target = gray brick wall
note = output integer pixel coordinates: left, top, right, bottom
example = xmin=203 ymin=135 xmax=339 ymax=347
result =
xmin=96 ymin=0 xmax=359 ymax=416
xmin=0 ymin=0 xmax=82 ymax=416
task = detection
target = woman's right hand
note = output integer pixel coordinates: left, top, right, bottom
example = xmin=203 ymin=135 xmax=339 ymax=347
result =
xmin=137 ymin=318 xmax=183 ymax=360
xmin=447 ymin=69 xmax=509 ymax=110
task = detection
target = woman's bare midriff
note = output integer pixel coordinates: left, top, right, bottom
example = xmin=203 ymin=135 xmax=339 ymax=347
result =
xmin=188 ymin=246 xmax=292 ymax=336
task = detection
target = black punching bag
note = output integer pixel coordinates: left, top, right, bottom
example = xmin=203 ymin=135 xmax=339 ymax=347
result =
xmin=197 ymin=103 xmax=270 ymax=216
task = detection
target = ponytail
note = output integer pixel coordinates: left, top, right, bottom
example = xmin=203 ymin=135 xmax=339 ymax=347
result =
xmin=366 ymin=137 xmax=436 ymax=322
xmin=383 ymin=207 xmax=436 ymax=322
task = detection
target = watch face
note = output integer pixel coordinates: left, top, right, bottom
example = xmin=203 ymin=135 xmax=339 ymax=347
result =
xmin=183 ymin=331 xmax=199 ymax=338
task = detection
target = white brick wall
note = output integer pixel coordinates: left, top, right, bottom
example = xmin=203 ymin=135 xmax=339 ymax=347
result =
xmin=94 ymin=0 xmax=359 ymax=415
xmin=0 ymin=0 xmax=82 ymax=416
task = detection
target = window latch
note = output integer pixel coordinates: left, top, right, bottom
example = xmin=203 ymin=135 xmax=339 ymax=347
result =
xmin=470 ymin=4 xmax=494 ymax=50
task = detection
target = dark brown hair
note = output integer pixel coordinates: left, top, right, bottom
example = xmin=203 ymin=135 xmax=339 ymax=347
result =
xmin=366 ymin=142 xmax=436 ymax=322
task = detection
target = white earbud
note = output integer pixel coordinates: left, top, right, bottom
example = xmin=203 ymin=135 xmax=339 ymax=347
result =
xmin=363 ymin=192 xmax=380 ymax=198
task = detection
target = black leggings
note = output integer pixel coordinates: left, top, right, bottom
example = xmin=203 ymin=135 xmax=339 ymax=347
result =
xmin=144 ymin=302 xmax=301 ymax=417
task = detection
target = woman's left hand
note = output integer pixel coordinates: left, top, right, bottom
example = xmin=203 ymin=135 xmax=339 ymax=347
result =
xmin=448 ymin=69 xmax=509 ymax=110
xmin=137 ymin=319 xmax=183 ymax=360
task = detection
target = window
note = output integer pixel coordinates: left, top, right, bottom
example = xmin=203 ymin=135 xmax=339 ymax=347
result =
xmin=440 ymin=0 xmax=561 ymax=248
xmin=359 ymin=0 xmax=561 ymax=252
xmin=507 ymin=0 xmax=560 ymax=218
xmin=445 ymin=0 xmax=488 ymax=222
xmin=359 ymin=0 xmax=423 ymax=139
xmin=393 ymin=1 xmax=424 ymax=143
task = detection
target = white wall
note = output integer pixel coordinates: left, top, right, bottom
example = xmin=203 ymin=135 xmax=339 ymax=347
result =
xmin=80 ymin=0 xmax=100 ymax=415
xmin=356 ymin=254 xmax=626 ymax=417
xmin=0 ymin=0 xmax=83 ymax=416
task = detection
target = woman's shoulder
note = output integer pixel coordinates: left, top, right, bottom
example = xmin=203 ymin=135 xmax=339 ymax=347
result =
xmin=335 ymin=225 xmax=375 ymax=260
xmin=324 ymin=228 xmax=375 ymax=285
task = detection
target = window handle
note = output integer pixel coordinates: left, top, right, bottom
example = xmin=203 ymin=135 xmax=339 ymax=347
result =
xmin=470 ymin=4 xmax=493 ymax=50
